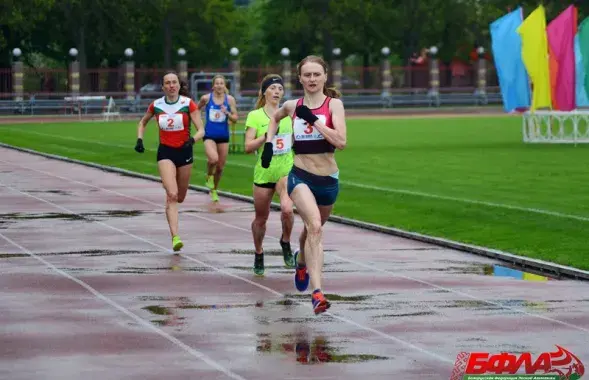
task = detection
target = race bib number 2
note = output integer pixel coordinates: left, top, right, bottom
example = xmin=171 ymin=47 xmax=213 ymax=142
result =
xmin=272 ymin=133 xmax=292 ymax=155
xmin=293 ymin=114 xmax=327 ymax=141
xmin=158 ymin=113 xmax=184 ymax=131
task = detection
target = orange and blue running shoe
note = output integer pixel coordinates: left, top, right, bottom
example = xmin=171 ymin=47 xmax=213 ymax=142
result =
xmin=293 ymin=249 xmax=309 ymax=292
xmin=311 ymin=289 xmax=331 ymax=315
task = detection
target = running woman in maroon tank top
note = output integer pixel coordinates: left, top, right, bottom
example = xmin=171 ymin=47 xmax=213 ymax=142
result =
xmin=260 ymin=55 xmax=348 ymax=315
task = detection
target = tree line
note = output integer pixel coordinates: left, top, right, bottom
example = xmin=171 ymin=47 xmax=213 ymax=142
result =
xmin=2 ymin=0 xmax=588 ymax=71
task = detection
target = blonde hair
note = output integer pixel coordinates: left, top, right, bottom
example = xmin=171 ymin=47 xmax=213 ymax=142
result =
xmin=212 ymin=74 xmax=229 ymax=94
xmin=255 ymin=74 xmax=283 ymax=109
xmin=296 ymin=55 xmax=342 ymax=99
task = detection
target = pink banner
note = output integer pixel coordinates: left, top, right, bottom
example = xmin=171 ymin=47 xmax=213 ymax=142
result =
xmin=546 ymin=5 xmax=578 ymax=111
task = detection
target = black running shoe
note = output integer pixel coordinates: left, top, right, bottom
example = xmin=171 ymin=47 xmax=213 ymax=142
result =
xmin=254 ymin=253 xmax=264 ymax=276
xmin=280 ymin=240 xmax=295 ymax=268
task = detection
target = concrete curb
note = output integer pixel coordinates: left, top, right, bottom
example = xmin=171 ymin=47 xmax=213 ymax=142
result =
xmin=2 ymin=142 xmax=588 ymax=282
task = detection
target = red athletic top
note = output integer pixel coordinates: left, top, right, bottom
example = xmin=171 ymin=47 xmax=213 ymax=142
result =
xmin=147 ymin=95 xmax=198 ymax=148
xmin=292 ymin=97 xmax=335 ymax=154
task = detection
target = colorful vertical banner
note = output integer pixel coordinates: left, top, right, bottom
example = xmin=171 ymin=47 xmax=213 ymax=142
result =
xmin=517 ymin=5 xmax=552 ymax=111
xmin=574 ymin=34 xmax=589 ymax=107
xmin=490 ymin=7 xmax=530 ymax=112
xmin=579 ymin=17 xmax=589 ymax=103
xmin=546 ymin=5 xmax=577 ymax=111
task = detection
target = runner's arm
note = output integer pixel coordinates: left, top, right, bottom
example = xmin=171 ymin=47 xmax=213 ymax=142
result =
xmin=309 ymin=99 xmax=347 ymax=150
xmin=266 ymin=100 xmax=295 ymax=143
xmin=245 ymin=127 xmax=266 ymax=154
xmin=137 ymin=109 xmax=154 ymax=139
xmin=226 ymin=96 xmax=238 ymax=123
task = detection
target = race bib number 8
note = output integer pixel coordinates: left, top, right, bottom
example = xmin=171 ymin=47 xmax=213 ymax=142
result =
xmin=209 ymin=108 xmax=227 ymax=123
xmin=159 ymin=113 xmax=184 ymax=131
xmin=272 ymin=133 xmax=292 ymax=155
xmin=293 ymin=114 xmax=327 ymax=141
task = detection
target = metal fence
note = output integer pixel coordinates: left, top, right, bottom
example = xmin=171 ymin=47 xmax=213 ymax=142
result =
xmin=0 ymin=61 xmax=503 ymax=116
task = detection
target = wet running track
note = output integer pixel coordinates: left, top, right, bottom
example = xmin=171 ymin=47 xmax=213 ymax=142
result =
xmin=0 ymin=146 xmax=588 ymax=380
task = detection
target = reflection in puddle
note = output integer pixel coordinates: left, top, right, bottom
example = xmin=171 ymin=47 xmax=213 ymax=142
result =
xmin=256 ymin=332 xmax=388 ymax=364
xmin=226 ymin=248 xmax=335 ymax=256
xmin=286 ymin=293 xmax=371 ymax=303
xmin=183 ymin=205 xmax=255 ymax=214
xmin=427 ymin=261 xmax=556 ymax=281
xmin=0 ymin=210 xmax=146 ymax=223
xmin=0 ymin=249 xmax=155 ymax=259
xmin=26 ymin=189 xmax=72 ymax=196
xmin=489 ymin=264 xmax=554 ymax=281
xmin=141 ymin=256 xmax=265 ymax=328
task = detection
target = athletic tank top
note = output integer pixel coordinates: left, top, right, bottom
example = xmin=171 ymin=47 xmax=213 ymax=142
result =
xmin=292 ymin=97 xmax=335 ymax=154
xmin=204 ymin=93 xmax=230 ymax=138
xmin=147 ymin=95 xmax=197 ymax=148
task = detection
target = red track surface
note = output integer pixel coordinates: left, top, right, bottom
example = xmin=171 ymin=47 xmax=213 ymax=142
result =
xmin=0 ymin=146 xmax=588 ymax=380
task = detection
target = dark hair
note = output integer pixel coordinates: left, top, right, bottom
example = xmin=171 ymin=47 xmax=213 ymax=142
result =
xmin=162 ymin=71 xmax=190 ymax=98
xmin=296 ymin=55 xmax=341 ymax=99
xmin=255 ymin=74 xmax=283 ymax=109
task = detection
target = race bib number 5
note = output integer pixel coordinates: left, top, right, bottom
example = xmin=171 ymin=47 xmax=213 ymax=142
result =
xmin=159 ymin=114 xmax=184 ymax=131
xmin=272 ymin=133 xmax=292 ymax=155
xmin=293 ymin=114 xmax=327 ymax=141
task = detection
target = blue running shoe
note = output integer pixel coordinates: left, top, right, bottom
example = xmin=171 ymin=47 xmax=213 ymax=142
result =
xmin=293 ymin=249 xmax=309 ymax=292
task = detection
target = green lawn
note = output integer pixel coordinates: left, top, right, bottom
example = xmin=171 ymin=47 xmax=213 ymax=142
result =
xmin=1 ymin=116 xmax=588 ymax=270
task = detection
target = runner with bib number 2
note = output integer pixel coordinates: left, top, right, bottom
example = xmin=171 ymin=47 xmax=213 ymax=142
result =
xmin=135 ymin=71 xmax=205 ymax=253
xmin=261 ymin=56 xmax=347 ymax=315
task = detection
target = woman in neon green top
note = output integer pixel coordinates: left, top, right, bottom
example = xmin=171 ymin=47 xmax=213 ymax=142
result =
xmin=244 ymin=74 xmax=295 ymax=276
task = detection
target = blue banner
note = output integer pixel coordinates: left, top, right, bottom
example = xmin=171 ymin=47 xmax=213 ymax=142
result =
xmin=490 ymin=7 xmax=531 ymax=112
xmin=574 ymin=34 xmax=589 ymax=107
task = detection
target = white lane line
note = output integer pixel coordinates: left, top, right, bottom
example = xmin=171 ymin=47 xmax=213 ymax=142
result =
xmin=6 ymin=159 xmax=589 ymax=335
xmin=0 ymin=180 xmax=453 ymax=364
xmin=0 ymin=231 xmax=247 ymax=380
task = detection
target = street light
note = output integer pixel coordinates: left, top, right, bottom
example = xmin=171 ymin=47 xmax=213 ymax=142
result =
xmin=124 ymin=48 xmax=134 ymax=58
xmin=332 ymin=47 xmax=341 ymax=57
xmin=477 ymin=46 xmax=485 ymax=55
xmin=69 ymin=48 xmax=78 ymax=58
xmin=230 ymin=47 xmax=239 ymax=57
xmin=281 ymin=47 xmax=290 ymax=57
xmin=12 ymin=48 xmax=22 ymax=58
xmin=381 ymin=46 xmax=390 ymax=56
xmin=177 ymin=48 xmax=186 ymax=57
xmin=429 ymin=46 xmax=438 ymax=55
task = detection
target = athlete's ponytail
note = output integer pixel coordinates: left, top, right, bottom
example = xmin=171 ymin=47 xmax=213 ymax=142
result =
xmin=179 ymin=80 xmax=190 ymax=97
xmin=323 ymin=86 xmax=341 ymax=99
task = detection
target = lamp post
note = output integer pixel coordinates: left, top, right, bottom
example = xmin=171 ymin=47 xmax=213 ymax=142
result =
xmin=69 ymin=48 xmax=80 ymax=97
xmin=332 ymin=47 xmax=342 ymax=92
xmin=381 ymin=46 xmax=391 ymax=97
xmin=229 ymin=47 xmax=240 ymax=98
xmin=177 ymin=47 xmax=188 ymax=83
xmin=281 ymin=47 xmax=291 ymax=98
xmin=428 ymin=45 xmax=439 ymax=100
xmin=476 ymin=46 xmax=487 ymax=99
xmin=12 ymin=48 xmax=23 ymax=101
xmin=124 ymin=48 xmax=135 ymax=100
